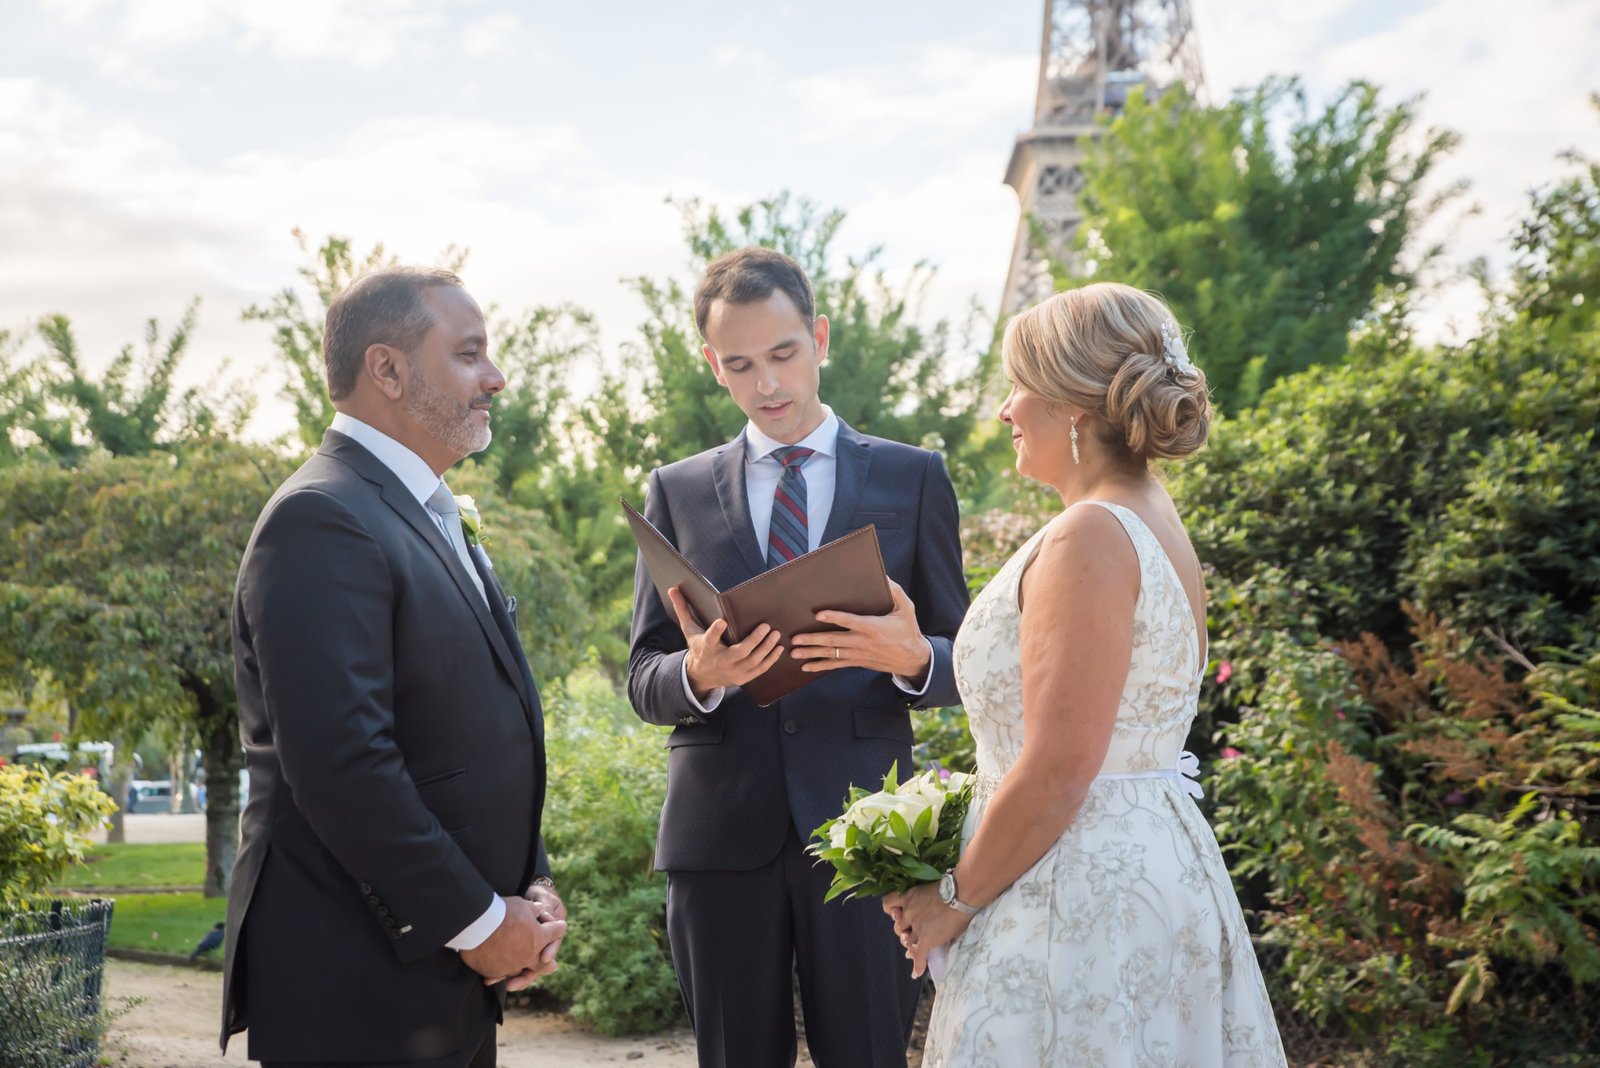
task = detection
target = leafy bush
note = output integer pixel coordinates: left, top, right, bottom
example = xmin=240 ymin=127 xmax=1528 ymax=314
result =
xmin=0 ymin=764 xmax=115 ymax=909
xmin=1211 ymin=613 xmax=1600 ymax=1063
xmin=1169 ymin=317 xmax=1600 ymax=657
xmin=536 ymin=670 xmax=680 ymax=1035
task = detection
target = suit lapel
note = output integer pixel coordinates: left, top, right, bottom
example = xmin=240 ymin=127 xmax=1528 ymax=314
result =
xmin=320 ymin=432 xmax=536 ymax=718
xmin=820 ymin=421 xmax=872 ymax=545
xmin=469 ymin=544 xmax=541 ymax=736
xmin=712 ymin=431 xmax=767 ymax=576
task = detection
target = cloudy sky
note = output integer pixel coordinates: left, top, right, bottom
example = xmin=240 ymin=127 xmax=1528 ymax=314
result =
xmin=2 ymin=0 xmax=1596 ymax=437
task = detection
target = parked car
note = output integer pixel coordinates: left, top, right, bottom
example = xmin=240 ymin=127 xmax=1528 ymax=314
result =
xmin=126 ymin=779 xmax=174 ymax=814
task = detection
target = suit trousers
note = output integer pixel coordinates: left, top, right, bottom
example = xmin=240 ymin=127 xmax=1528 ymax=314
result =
xmin=261 ymin=1027 xmax=495 ymax=1068
xmin=666 ymin=826 xmax=923 ymax=1068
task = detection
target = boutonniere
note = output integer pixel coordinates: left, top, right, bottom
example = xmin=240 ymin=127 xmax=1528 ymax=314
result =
xmin=454 ymin=494 xmax=486 ymax=547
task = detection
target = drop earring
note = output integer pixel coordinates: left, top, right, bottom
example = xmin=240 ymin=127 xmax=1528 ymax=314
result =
xmin=1070 ymin=415 xmax=1081 ymax=465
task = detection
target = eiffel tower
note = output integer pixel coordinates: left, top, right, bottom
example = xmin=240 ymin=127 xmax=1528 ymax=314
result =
xmin=999 ymin=0 xmax=1205 ymax=315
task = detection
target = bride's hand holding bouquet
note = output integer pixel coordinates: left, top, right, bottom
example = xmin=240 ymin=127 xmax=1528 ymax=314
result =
xmin=807 ymin=762 xmax=975 ymax=980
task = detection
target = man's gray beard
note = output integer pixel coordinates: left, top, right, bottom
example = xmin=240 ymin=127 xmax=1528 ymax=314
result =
xmin=406 ymin=361 xmax=491 ymax=457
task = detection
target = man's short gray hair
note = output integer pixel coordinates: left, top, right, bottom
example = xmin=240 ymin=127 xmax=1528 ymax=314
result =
xmin=322 ymin=267 xmax=463 ymax=400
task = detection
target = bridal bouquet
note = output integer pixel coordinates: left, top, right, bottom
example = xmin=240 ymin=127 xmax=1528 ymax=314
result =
xmin=808 ymin=762 xmax=974 ymax=903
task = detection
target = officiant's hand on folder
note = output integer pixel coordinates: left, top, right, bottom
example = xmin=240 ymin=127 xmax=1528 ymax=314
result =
xmin=788 ymin=579 xmax=933 ymax=684
xmin=669 ymin=589 xmax=784 ymax=700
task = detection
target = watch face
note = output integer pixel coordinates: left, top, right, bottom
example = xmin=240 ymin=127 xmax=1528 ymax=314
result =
xmin=938 ymin=871 xmax=955 ymax=904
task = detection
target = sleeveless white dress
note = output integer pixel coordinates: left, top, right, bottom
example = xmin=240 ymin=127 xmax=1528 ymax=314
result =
xmin=923 ymin=501 xmax=1286 ymax=1067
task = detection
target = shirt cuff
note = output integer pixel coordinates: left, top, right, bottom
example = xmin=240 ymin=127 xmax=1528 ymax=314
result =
xmin=681 ymin=656 xmax=725 ymax=713
xmin=446 ymin=894 xmax=505 ymax=952
xmin=891 ymin=639 xmax=936 ymax=697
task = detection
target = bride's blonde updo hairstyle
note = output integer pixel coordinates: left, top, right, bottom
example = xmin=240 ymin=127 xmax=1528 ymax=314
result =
xmin=1002 ymin=283 xmax=1212 ymax=465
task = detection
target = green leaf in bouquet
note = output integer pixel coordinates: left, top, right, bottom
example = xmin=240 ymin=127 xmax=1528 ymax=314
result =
xmin=913 ymin=803 xmax=935 ymax=841
xmin=883 ymin=760 xmax=900 ymax=793
xmin=902 ymin=858 xmax=943 ymax=881
xmin=888 ymin=808 xmax=913 ymax=844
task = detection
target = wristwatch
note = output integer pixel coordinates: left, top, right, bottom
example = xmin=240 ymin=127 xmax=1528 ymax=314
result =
xmin=938 ymin=869 xmax=980 ymax=915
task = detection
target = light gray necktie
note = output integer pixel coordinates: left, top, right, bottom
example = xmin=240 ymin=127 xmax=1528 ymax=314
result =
xmin=427 ymin=482 xmax=489 ymax=607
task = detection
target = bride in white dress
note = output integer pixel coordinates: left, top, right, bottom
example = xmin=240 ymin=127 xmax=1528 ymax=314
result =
xmin=885 ymin=284 xmax=1286 ymax=1066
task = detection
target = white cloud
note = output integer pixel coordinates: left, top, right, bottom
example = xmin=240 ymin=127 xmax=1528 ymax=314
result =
xmin=42 ymin=0 xmax=442 ymax=77
xmin=460 ymin=13 xmax=521 ymax=58
xmin=712 ymin=43 xmax=768 ymax=68
xmin=789 ymin=43 xmax=1036 ymax=145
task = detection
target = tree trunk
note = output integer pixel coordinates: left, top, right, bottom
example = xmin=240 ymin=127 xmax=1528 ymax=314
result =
xmin=105 ymin=754 xmax=130 ymax=844
xmin=198 ymin=694 xmax=241 ymax=899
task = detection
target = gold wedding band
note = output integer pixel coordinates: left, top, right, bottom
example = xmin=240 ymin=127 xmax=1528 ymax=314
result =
xmin=833 ymin=646 xmax=840 ymax=659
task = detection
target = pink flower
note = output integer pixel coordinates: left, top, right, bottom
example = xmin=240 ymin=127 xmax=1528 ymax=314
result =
xmin=1335 ymin=709 xmax=1347 ymax=721
xmin=1216 ymin=662 xmax=1233 ymax=685
xmin=1220 ymin=747 xmax=1243 ymax=760
xmin=1444 ymin=790 xmax=1465 ymax=806
xmin=937 ymin=767 xmax=951 ymax=782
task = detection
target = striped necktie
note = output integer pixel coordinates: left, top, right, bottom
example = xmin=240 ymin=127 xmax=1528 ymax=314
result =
xmin=766 ymin=446 xmax=815 ymax=567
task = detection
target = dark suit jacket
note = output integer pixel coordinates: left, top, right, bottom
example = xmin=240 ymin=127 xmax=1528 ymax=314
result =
xmin=221 ymin=430 xmax=549 ymax=1063
xmin=628 ymin=421 xmax=967 ymax=871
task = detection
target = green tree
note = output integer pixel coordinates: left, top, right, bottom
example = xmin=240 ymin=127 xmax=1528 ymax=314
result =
xmin=0 ymin=445 xmax=292 ymax=896
xmin=1510 ymin=92 xmax=1600 ymax=332
xmin=22 ymin=303 xmax=250 ymax=462
xmin=1065 ymin=78 xmax=1458 ymax=410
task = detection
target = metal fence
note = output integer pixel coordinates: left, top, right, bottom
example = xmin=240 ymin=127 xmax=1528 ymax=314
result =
xmin=0 ymin=899 xmax=116 ymax=1068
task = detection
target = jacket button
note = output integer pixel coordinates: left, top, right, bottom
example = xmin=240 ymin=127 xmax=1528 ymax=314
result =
xmin=360 ymin=883 xmax=373 ymax=894
xmin=783 ymin=719 xmax=798 ymax=735
xmin=368 ymin=895 xmax=380 ymax=905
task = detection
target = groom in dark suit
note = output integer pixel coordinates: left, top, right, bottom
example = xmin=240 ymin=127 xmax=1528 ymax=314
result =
xmin=222 ymin=268 xmax=567 ymax=1067
xmin=628 ymin=248 xmax=968 ymax=1067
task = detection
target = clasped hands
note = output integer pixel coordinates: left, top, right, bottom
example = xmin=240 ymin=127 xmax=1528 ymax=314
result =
xmin=672 ymin=580 xmax=931 ymax=698
xmin=882 ymin=883 xmax=972 ymax=980
xmin=459 ymin=881 xmax=567 ymax=991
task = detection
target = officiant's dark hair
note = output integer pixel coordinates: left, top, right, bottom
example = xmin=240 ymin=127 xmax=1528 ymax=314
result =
xmin=323 ymin=267 xmax=465 ymax=399
xmin=693 ymin=248 xmax=816 ymax=339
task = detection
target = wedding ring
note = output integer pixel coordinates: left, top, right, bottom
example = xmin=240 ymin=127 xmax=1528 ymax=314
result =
xmin=833 ymin=646 xmax=840 ymax=659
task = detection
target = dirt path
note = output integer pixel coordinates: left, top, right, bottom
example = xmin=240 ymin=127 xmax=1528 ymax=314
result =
xmin=103 ymin=960 xmax=700 ymax=1067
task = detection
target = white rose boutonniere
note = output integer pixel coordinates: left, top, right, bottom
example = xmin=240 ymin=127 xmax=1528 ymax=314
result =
xmin=454 ymin=494 xmax=485 ymax=547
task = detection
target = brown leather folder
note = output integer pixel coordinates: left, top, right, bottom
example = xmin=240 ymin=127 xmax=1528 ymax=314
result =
xmin=622 ymin=497 xmax=894 ymax=706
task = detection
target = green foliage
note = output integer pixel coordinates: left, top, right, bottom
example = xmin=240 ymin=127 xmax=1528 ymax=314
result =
xmin=1510 ymin=93 xmax=1600 ymax=333
xmin=0 ymin=444 xmax=289 ymax=895
xmin=0 ymin=765 xmax=115 ymax=908
xmin=536 ymin=671 xmax=679 ymax=1035
xmin=1169 ymin=315 xmax=1600 ymax=656
xmin=16 ymin=304 xmax=250 ymax=463
xmin=1067 ymin=78 xmax=1457 ymax=410
xmin=1210 ymin=614 xmax=1600 ymax=1062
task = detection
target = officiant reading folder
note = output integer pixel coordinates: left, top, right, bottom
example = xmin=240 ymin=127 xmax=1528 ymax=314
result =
xmin=622 ymin=498 xmax=894 ymax=705
xmin=625 ymin=247 xmax=968 ymax=1068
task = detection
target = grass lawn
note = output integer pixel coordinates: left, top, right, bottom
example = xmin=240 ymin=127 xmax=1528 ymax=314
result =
xmin=106 ymin=892 xmax=226 ymax=957
xmin=57 ymin=842 xmax=205 ymax=889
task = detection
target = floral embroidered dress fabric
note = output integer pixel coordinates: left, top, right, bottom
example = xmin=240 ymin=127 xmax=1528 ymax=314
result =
xmin=923 ymin=501 xmax=1286 ymax=1067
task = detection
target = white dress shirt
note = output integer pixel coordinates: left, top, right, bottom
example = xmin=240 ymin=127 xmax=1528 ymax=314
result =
xmin=683 ymin=406 xmax=933 ymax=711
xmin=328 ymin=413 xmax=506 ymax=951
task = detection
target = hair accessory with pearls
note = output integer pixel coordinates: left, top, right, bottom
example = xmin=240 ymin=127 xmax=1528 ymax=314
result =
xmin=1161 ymin=319 xmax=1194 ymax=374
